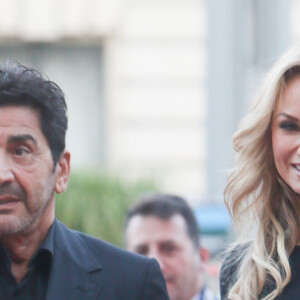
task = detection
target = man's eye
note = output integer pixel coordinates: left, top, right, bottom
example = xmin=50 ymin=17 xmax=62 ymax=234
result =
xmin=15 ymin=147 xmax=29 ymax=156
xmin=136 ymin=247 xmax=148 ymax=256
xmin=279 ymin=122 xmax=299 ymax=131
xmin=161 ymin=244 xmax=176 ymax=254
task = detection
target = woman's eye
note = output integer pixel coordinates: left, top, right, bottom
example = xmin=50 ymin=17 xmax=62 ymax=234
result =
xmin=279 ymin=122 xmax=299 ymax=131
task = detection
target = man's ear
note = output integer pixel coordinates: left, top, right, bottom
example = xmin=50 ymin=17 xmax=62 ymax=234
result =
xmin=194 ymin=246 xmax=210 ymax=272
xmin=55 ymin=151 xmax=71 ymax=194
xmin=199 ymin=246 xmax=210 ymax=263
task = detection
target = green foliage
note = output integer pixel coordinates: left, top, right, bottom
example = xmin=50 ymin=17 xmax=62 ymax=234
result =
xmin=55 ymin=171 xmax=157 ymax=247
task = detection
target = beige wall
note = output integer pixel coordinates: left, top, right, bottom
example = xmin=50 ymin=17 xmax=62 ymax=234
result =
xmin=291 ymin=0 xmax=300 ymax=43
xmin=104 ymin=0 xmax=207 ymax=201
xmin=0 ymin=0 xmax=119 ymax=40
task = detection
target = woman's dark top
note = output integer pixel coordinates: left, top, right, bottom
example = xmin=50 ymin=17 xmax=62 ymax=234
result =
xmin=220 ymin=245 xmax=300 ymax=299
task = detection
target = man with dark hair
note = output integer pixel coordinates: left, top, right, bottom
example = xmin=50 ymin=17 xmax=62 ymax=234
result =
xmin=125 ymin=194 xmax=219 ymax=300
xmin=0 ymin=62 xmax=169 ymax=299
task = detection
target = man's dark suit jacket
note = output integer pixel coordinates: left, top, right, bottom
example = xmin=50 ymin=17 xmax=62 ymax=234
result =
xmin=45 ymin=219 xmax=169 ymax=299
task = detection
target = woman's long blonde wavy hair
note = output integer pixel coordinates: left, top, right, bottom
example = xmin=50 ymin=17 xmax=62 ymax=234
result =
xmin=225 ymin=45 xmax=300 ymax=300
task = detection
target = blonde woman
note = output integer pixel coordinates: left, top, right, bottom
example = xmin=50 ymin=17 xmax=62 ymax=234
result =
xmin=220 ymin=44 xmax=300 ymax=300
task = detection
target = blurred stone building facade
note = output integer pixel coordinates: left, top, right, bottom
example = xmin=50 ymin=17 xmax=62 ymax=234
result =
xmin=0 ymin=0 xmax=297 ymax=204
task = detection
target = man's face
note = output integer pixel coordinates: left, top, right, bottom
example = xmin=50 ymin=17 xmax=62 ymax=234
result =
xmin=126 ymin=214 xmax=203 ymax=300
xmin=0 ymin=105 xmax=69 ymax=236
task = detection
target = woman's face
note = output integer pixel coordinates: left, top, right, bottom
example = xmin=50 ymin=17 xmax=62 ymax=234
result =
xmin=272 ymin=75 xmax=300 ymax=193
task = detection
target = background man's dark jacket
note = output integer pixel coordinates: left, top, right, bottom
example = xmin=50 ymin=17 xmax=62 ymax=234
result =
xmin=45 ymin=219 xmax=169 ymax=299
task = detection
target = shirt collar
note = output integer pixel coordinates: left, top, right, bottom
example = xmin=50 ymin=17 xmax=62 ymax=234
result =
xmin=0 ymin=219 xmax=56 ymax=270
xmin=0 ymin=240 xmax=10 ymax=270
xmin=190 ymin=286 xmax=206 ymax=300
xmin=38 ymin=219 xmax=55 ymax=254
xmin=29 ymin=219 xmax=56 ymax=268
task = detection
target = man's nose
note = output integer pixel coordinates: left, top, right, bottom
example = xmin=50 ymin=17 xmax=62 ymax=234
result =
xmin=0 ymin=153 xmax=14 ymax=184
xmin=148 ymin=249 xmax=166 ymax=271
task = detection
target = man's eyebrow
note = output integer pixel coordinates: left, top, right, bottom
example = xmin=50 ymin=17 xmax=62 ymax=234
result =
xmin=7 ymin=134 xmax=37 ymax=145
xmin=277 ymin=112 xmax=299 ymax=122
xmin=159 ymin=240 xmax=176 ymax=246
xmin=135 ymin=243 xmax=147 ymax=248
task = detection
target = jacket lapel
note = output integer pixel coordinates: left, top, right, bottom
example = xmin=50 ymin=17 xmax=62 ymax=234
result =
xmin=46 ymin=220 xmax=103 ymax=300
